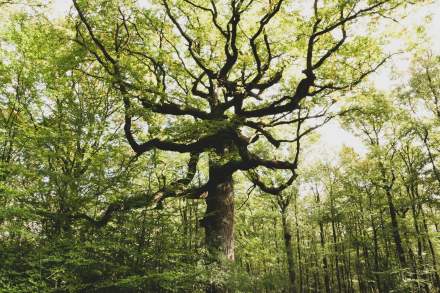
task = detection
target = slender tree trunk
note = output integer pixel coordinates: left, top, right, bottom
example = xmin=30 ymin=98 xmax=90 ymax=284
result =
xmin=281 ymin=210 xmax=297 ymax=293
xmin=365 ymin=189 xmax=382 ymax=292
xmin=312 ymin=242 xmax=321 ymax=293
xmin=331 ymin=208 xmax=342 ymax=293
xmin=315 ymin=187 xmax=330 ymax=293
xmin=404 ymin=183 xmax=424 ymax=288
xmin=319 ymin=221 xmax=331 ymax=293
xmin=385 ymin=187 xmax=406 ymax=267
xmin=355 ymin=234 xmax=366 ymax=293
xmin=371 ymin=217 xmax=382 ymax=292
xmin=420 ymin=206 xmax=440 ymax=289
xmin=294 ymin=198 xmax=304 ymax=293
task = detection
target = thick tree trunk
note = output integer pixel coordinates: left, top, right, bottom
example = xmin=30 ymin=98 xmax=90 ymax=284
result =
xmin=202 ymin=162 xmax=235 ymax=293
xmin=202 ymin=161 xmax=235 ymax=261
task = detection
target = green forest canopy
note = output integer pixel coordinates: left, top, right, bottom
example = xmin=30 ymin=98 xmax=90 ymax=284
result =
xmin=1 ymin=0 xmax=440 ymax=292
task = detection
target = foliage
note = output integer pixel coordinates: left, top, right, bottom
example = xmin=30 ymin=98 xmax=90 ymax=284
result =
xmin=0 ymin=1 xmax=439 ymax=292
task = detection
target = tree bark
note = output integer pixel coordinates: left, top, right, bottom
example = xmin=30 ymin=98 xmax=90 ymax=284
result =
xmin=202 ymin=162 xmax=235 ymax=261
xmin=420 ymin=206 xmax=440 ymax=289
xmin=281 ymin=211 xmax=297 ymax=293
xmin=370 ymin=212 xmax=382 ymax=291
xmin=330 ymin=202 xmax=342 ymax=293
xmin=385 ymin=187 xmax=406 ymax=267
xmin=319 ymin=221 xmax=331 ymax=293
xmin=294 ymin=197 xmax=303 ymax=293
xmin=202 ymin=161 xmax=235 ymax=293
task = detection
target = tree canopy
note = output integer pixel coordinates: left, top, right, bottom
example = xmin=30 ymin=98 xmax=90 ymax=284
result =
xmin=1 ymin=0 xmax=439 ymax=292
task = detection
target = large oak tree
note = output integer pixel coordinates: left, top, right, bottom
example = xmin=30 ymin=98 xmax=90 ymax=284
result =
xmin=70 ymin=0 xmax=411 ymax=280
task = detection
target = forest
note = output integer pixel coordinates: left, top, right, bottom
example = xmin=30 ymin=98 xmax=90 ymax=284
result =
xmin=1 ymin=0 xmax=440 ymax=292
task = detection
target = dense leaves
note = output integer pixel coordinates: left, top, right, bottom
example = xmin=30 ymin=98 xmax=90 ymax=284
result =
xmin=0 ymin=0 xmax=439 ymax=292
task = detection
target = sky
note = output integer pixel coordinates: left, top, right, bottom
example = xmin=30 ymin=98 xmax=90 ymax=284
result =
xmin=46 ymin=0 xmax=440 ymax=158
xmin=308 ymin=0 xmax=440 ymax=158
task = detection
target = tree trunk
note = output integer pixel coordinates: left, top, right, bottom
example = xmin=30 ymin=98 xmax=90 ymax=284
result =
xmin=281 ymin=211 xmax=297 ymax=293
xmin=331 ymin=205 xmax=342 ymax=293
xmin=385 ymin=188 xmax=406 ymax=267
xmin=319 ymin=221 xmax=331 ymax=293
xmin=420 ymin=206 xmax=440 ymax=289
xmin=315 ymin=188 xmax=330 ymax=293
xmin=294 ymin=197 xmax=304 ymax=293
xmin=201 ymin=159 xmax=235 ymax=293
xmin=203 ymin=168 xmax=235 ymax=261
xmin=371 ymin=216 xmax=382 ymax=292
